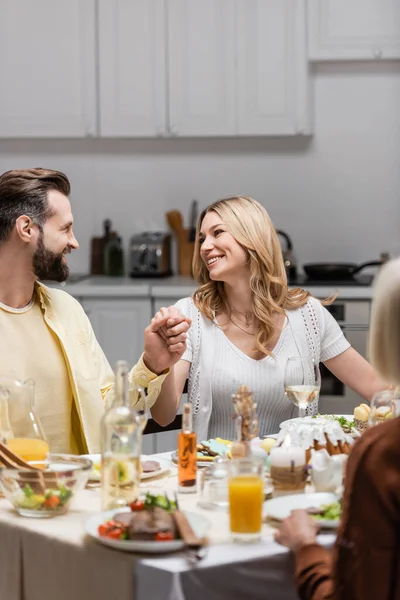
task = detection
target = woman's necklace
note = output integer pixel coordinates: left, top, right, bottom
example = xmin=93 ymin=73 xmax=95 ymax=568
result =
xmin=230 ymin=306 xmax=254 ymax=327
xmin=229 ymin=315 xmax=257 ymax=336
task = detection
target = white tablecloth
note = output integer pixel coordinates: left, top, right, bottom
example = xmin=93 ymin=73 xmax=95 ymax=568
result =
xmin=0 ymin=453 xmax=335 ymax=600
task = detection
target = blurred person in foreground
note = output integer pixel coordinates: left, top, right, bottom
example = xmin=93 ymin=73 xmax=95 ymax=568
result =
xmin=0 ymin=168 xmax=190 ymax=454
xmin=275 ymin=256 xmax=400 ymax=600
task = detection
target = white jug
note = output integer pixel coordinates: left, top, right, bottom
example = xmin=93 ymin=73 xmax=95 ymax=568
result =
xmin=311 ymin=449 xmax=348 ymax=493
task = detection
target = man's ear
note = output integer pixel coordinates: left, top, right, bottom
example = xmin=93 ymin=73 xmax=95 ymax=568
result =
xmin=15 ymin=215 xmax=38 ymax=243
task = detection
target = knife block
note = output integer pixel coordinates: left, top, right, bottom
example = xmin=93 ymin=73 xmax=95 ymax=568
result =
xmin=177 ymin=230 xmax=195 ymax=277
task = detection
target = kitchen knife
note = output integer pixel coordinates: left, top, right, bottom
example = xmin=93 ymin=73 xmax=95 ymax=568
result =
xmin=188 ymin=200 xmax=198 ymax=242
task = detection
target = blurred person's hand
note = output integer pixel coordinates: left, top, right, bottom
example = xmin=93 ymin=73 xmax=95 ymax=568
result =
xmin=274 ymin=509 xmax=320 ymax=552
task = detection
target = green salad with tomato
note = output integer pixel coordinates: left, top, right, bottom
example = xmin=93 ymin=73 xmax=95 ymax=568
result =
xmin=16 ymin=483 xmax=73 ymax=511
xmin=98 ymin=493 xmax=178 ymax=542
xmin=307 ymin=501 xmax=342 ymax=521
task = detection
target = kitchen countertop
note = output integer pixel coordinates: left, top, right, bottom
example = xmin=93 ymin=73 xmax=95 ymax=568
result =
xmin=48 ymin=275 xmax=374 ymax=300
xmin=52 ymin=276 xmax=152 ymax=297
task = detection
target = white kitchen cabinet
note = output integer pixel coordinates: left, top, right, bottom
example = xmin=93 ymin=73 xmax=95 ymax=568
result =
xmin=168 ymin=0 xmax=236 ymax=136
xmin=168 ymin=0 xmax=310 ymax=136
xmin=79 ymin=296 xmax=155 ymax=454
xmin=236 ymin=0 xmax=311 ymax=135
xmin=0 ymin=0 xmax=311 ymax=139
xmin=81 ymin=298 xmax=151 ymax=368
xmin=0 ymin=0 xmax=96 ymax=137
xmin=308 ymin=0 xmax=400 ymax=61
xmin=152 ymin=296 xmax=186 ymax=314
xmin=98 ymin=0 xmax=166 ymax=137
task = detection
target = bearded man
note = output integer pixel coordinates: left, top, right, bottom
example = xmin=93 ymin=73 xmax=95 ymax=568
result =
xmin=0 ymin=168 xmax=190 ymax=453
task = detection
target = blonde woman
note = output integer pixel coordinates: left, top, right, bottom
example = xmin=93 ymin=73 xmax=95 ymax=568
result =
xmin=151 ymin=196 xmax=384 ymax=438
xmin=275 ymin=257 xmax=400 ymax=600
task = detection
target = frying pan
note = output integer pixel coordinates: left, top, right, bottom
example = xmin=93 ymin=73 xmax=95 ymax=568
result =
xmin=303 ymin=260 xmax=383 ymax=281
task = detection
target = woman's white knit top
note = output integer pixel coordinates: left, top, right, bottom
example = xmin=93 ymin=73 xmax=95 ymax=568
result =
xmin=175 ymin=296 xmax=350 ymax=440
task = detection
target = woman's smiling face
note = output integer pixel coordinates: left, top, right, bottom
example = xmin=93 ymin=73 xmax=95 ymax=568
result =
xmin=198 ymin=210 xmax=249 ymax=283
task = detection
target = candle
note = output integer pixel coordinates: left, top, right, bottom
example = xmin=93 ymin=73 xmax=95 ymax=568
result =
xmin=269 ymin=445 xmax=306 ymax=469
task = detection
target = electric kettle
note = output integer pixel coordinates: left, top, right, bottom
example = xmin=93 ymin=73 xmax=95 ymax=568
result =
xmin=276 ymin=230 xmax=297 ymax=280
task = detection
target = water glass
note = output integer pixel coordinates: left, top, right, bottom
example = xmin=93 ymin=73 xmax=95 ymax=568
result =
xmin=369 ymin=388 xmax=400 ymax=427
xmin=199 ymin=459 xmax=229 ymax=511
xmin=228 ymin=457 xmax=264 ymax=542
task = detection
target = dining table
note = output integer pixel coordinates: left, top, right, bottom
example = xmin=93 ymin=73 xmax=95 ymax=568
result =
xmin=0 ymin=451 xmax=335 ymax=600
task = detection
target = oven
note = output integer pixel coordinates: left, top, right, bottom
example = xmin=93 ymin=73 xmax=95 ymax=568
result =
xmin=318 ymin=300 xmax=371 ymax=415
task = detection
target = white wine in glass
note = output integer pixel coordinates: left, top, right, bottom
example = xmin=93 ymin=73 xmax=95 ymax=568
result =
xmin=284 ymin=357 xmax=321 ymax=418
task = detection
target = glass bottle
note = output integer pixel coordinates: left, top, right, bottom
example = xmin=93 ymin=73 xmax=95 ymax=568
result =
xmin=103 ymin=232 xmax=124 ymax=276
xmin=178 ymin=403 xmax=197 ymax=493
xmin=100 ymin=361 xmax=142 ymax=511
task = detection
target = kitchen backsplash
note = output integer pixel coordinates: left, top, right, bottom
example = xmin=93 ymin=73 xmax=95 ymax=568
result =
xmin=0 ymin=63 xmax=399 ymax=275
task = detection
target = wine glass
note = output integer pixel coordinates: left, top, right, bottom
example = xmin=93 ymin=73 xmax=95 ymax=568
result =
xmin=369 ymin=388 xmax=399 ymax=427
xmin=284 ymin=357 xmax=321 ymax=419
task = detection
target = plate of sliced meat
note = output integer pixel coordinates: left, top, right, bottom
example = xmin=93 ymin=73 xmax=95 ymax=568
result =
xmin=140 ymin=457 xmax=171 ymax=480
xmin=81 ymin=455 xmax=171 ymax=482
xmin=85 ymin=496 xmax=210 ymax=553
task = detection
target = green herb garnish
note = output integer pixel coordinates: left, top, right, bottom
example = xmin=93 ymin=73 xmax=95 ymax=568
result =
xmin=144 ymin=492 xmax=176 ymax=512
xmin=333 ymin=415 xmax=355 ymax=431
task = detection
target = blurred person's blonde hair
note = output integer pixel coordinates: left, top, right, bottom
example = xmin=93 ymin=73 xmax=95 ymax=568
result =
xmin=192 ymin=196 xmax=333 ymax=356
xmin=369 ymin=257 xmax=400 ymax=384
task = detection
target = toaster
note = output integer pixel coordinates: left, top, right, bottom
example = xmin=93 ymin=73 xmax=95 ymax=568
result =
xmin=130 ymin=232 xmax=172 ymax=277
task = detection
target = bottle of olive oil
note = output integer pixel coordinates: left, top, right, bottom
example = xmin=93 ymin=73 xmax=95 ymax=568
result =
xmin=100 ymin=361 xmax=142 ymax=510
xmin=178 ymin=403 xmax=197 ymax=493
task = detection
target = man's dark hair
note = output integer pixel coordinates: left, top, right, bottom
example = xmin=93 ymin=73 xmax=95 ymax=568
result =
xmin=0 ymin=168 xmax=71 ymax=245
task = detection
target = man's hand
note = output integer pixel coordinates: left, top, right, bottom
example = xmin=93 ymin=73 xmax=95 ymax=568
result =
xmin=274 ymin=510 xmax=319 ymax=552
xmin=143 ymin=306 xmax=191 ymax=375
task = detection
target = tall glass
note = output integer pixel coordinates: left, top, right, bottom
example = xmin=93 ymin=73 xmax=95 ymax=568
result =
xmin=369 ymin=388 xmax=399 ymax=427
xmin=0 ymin=377 xmax=49 ymax=462
xmin=228 ymin=458 xmax=264 ymax=542
xmin=284 ymin=357 xmax=321 ymax=418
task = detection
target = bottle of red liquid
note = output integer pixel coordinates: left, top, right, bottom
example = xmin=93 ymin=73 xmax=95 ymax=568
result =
xmin=178 ymin=403 xmax=197 ymax=493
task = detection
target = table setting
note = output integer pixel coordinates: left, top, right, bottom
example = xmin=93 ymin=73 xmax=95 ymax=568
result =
xmin=1 ymin=362 xmax=397 ymax=600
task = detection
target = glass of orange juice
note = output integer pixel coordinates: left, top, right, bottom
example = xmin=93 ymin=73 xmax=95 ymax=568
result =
xmin=228 ymin=457 xmax=264 ymax=542
xmin=0 ymin=377 xmax=49 ymax=463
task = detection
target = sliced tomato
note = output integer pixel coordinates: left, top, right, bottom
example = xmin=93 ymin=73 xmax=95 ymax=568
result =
xmin=106 ymin=527 xmax=125 ymax=540
xmin=98 ymin=523 xmax=112 ymax=537
xmin=106 ymin=519 xmax=119 ymax=527
xmin=129 ymin=500 xmax=145 ymax=511
xmin=155 ymin=531 xmax=174 ymax=542
xmin=44 ymin=495 xmax=61 ymax=509
xmin=98 ymin=521 xmax=126 ymax=540
xmin=98 ymin=520 xmax=121 ymax=537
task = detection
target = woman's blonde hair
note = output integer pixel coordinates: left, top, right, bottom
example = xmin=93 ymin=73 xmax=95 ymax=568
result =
xmin=369 ymin=257 xmax=400 ymax=385
xmin=192 ymin=196 xmax=329 ymax=355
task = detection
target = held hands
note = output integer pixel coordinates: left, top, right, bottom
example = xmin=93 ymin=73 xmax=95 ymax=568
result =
xmin=274 ymin=510 xmax=319 ymax=552
xmin=143 ymin=306 xmax=191 ymax=375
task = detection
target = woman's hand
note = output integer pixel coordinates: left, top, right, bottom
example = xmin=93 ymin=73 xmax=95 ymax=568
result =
xmin=143 ymin=306 xmax=191 ymax=375
xmin=274 ymin=509 xmax=320 ymax=552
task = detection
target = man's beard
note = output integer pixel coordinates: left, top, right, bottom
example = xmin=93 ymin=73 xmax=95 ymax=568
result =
xmin=32 ymin=234 xmax=70 ymax=282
